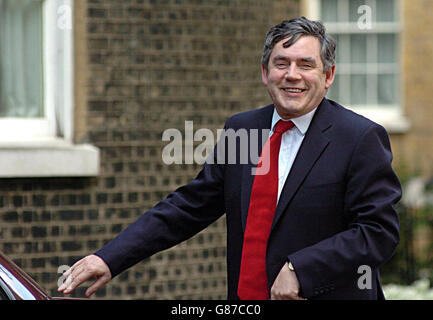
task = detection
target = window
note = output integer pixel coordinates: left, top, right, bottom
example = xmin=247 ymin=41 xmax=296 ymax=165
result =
xmin=0 ymin=283 xmax=11 ymax=300
xmin=0 ymin=1 xmax=44 ymax=119
xmin=0 ymin=0 xmax=66 ymax=140
xmin=305 ymin=0 xmax=409 ymax=132
xmin=0 ymin=0 xmax=99 ymax=177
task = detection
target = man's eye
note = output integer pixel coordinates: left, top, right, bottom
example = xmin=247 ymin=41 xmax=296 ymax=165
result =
xmin=300 ymin=64 xmax=313 ymax=69
xmin=276 ymin=63 xmax=287 ymax=68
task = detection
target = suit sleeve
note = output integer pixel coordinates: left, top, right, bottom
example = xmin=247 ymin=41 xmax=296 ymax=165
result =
xmin=94 ymin=130 xmax=227 ymax=278
xmin=287 ymin=123 xmax=401 ymax=298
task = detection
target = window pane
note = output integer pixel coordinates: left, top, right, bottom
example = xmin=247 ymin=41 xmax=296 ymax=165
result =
xmin=349 ymin=0 xmax=367 ymax=23
xmin=350 ymin=34 xmax=367 ymax=63
xmin=378 ymin=74 xmax=396 ymax=105
xmin=366 ymin=34 xmax=377 ymax=64
xmin=376 ymin=0 xmax=395 ymax=22
xmin=366 ymin=74 xmax=377 ymax=105
xmin=378 ymin=34 xmax=396 ymax=63
xmin=336 ymin=34 xmax=350 ymax=63
xmin=339 ymin=74 xmax=351 ymax=106
xmin=351 ymin=74 xmax=367 ymax=105
xmin=321 ymin=0 xmax=338 ymax=22
xmin=0 ymin=0 xmax=44 ymax=118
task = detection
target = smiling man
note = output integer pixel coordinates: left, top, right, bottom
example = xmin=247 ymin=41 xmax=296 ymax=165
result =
xmin=59 ymin=17 xmax=401 ymax=300
xmin=261 ymin=35 xmax=334 ymax=120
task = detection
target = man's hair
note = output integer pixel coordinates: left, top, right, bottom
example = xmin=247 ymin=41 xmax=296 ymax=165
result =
xmin=261 ymin=17 xmax=336 ymax=73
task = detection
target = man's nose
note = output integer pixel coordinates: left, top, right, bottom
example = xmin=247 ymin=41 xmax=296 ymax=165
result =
xmin=285 ymin=65 xmax=302 ymax=81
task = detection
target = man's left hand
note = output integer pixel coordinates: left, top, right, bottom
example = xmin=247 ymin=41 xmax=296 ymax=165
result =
xmin=270 ymin=262 xmax=306 ymax=300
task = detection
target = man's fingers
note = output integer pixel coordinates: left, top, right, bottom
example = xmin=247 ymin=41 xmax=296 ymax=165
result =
xmin=58 ymin=267 xmax=75 ymax=292
xmin=270 ymin=286 xmax=306 ymax=300
xmin=58 ymin=260 xmax=84 ymax=291
xmin=57 ymin=255 xmax=112 ymax=296
xmin=271 ymin=292 xmax=306 ymax=300
xmin=61 ymin=266 xmax=90 ymax=294
xmin=57 ymin=260 xmax=87 ymax=292
xmin=85 ymin=274 xmax=111 ymax=297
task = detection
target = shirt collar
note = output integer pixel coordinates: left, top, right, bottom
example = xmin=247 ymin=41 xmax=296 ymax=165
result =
xmin=271 ymin=107 xmax=317 ymax=136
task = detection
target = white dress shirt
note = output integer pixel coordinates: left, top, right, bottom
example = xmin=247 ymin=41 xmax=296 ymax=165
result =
xmin=269 ymin=107 xmax=317 ymax=202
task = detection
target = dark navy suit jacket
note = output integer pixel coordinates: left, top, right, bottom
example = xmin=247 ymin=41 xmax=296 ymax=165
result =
xmin=95 ymin=98 xmax=401 ymax=300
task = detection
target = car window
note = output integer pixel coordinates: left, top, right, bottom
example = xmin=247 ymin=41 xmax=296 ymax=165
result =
xmin=0 ymin=284 xmax=10 ymax=300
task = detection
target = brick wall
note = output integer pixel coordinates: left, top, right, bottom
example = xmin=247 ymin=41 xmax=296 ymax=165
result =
xmin=396 ymin=0 xmax=433 ymax=176
xmin=0 ymin=0 xmax=299 ymax=299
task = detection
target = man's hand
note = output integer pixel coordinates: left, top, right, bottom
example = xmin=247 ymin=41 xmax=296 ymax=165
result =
xmin=57 ymin=254 xmax=112 ymax=298
xmin=270 ymin=262 xmax=306 ymax=300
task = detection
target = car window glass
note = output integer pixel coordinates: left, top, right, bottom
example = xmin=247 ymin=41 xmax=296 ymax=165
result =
xmin=0 ymin=284 xmax=10 ymax=300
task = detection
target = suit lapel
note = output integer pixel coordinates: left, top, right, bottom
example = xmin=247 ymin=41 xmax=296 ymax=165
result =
xmin=271 ymin=99 xmax=333 ymax=231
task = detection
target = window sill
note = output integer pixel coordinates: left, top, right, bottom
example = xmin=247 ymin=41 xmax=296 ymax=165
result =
xmin=0 ymin=138 xmax=100 ymax=178
xmin=350 ymin=107 xmax=411 ymax=134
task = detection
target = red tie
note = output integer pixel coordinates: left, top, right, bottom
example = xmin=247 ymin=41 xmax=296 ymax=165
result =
xmin=238 ymin=120 xmax=294 ymax=300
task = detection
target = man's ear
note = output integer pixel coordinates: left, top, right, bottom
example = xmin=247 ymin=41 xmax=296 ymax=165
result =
xmin=261 ymin=64 xmax=269 ymax=86
xmin=324 ymin=65 xmax=336 ymax=89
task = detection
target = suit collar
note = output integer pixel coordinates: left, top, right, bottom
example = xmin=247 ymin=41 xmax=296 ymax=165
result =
xmin=271 ymin=106 xmax=318 ymax=136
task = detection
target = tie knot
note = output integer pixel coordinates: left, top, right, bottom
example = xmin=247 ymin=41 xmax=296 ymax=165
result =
xmin=273 ymin=120 xmax=294 ymax=134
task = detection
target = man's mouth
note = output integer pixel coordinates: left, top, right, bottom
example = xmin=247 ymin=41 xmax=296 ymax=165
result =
xmin=281 ymin=87 xmax=306 ymax=95
xmin=282 ymin=87 xmax=306 ymax=93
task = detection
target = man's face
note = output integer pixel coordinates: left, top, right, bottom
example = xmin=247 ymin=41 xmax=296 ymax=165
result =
xmin=261 ymin=35 xmax=335 ymax=119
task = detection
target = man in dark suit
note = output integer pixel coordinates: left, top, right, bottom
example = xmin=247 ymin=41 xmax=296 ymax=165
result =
xmin=58 ymin=17 xmax=401 ymax=300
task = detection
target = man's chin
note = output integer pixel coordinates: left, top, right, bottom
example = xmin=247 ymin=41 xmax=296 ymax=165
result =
xmin=274 ymin=105 xmax=303 ymax=119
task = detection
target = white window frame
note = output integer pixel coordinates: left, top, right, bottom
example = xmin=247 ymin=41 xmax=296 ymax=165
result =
xmin=0 ymin=0 xmax=99 ymax=177
xmin=303 ymin=0 xmax=410 ymax=133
